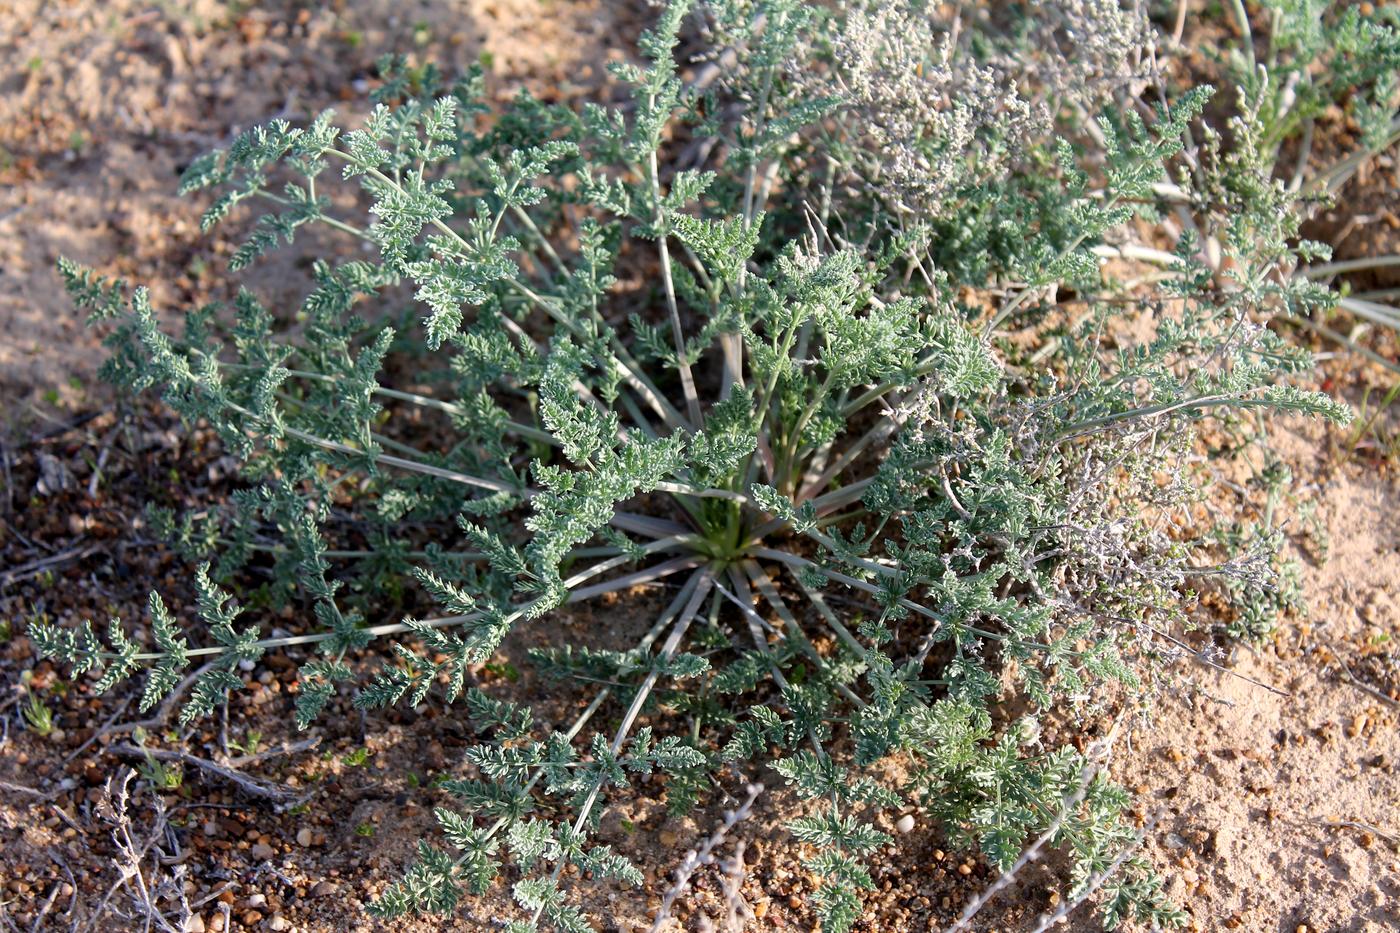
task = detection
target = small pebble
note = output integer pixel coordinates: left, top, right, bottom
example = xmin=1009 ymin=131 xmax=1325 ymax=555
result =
xmin=269 ymin=917 xmax=289 ymax=932
xmin=183 ymin=916 xmax=205 ymax=933
xmin=251 ymin=842 xmax=275 ymax=860
xmin=895 ymin=814 xmax=915 ymax=834
xmin=297 ymin=827 xmax=314 ymax=847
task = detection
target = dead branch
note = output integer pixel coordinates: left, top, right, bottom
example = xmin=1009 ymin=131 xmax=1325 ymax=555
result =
xmin=90 ymin=662 xmax=216 ymax=745
xmin=0 ymin=543 xmax=101 ymax=590
xmin=225 ymin=735 xmax=320 ymax=769
xmin=107 ymin=745 xmax=304 ymax=804
xmin=0 ymin=778 xmax=53 ymax=801
xmin=650 ymin=782 xmax=763 ymax=932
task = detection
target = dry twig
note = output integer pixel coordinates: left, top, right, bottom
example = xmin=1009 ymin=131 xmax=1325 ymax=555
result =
xmin=649 ymin=782 xmax=763 ymax=932
xmin=108 ymin=744 xmax=305 ymax=804
xmin=0 ymin=778 xmax=52 ymax=800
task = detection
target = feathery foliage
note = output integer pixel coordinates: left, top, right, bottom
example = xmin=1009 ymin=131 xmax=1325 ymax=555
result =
xmin=42 ymin=2 xmax=1358 ymax=929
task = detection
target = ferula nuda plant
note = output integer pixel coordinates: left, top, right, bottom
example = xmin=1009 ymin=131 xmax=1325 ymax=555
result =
xmin=40 ymin=2 xmax=1351 ymax=930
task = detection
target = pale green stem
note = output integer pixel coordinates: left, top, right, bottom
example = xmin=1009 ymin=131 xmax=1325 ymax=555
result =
xmin=1301 ymin=255 xmax=1400 ymax=279
xmin=325 ymin=149 xmax=688 ymax=434
xmin=749 ymin=546 xmax=944 ymax=626
xmin=251 ymin=364 xmax=558 ymax=446
xmin=783 ymin=563 xmax=867 ymax=658
xmin=1057 ymin=388 xmax=1278 ymax=438
xmin=477 ymin=568 xmax=712 ymax=856
xmin=742 ymin=560 xmax=865 ymax=708
xmin=646 ymin=93 xmax=704 ymax=429
xmin=116 ymin=537 xmax=698 ymax=662
xmin=526 ymin=571 xmax=713 ymax=928
xmin=1285 ymin=314 xmax=1400 ymax=376
xmin=1227 ymin=0 xmax=1254 ymax=70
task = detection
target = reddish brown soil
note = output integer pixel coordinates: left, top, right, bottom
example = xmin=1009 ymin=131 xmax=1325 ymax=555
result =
xmin=1 ymin=3 xmax=1398 ymax=933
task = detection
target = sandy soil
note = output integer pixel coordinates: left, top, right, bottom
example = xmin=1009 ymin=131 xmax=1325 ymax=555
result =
xmin=1 ymin=2 xmax=1398 ymax=933
xmin=0 ymin=0 xmax=626 ymax=406
xmin=1102 ymin=419 xmax=1400 ymax=933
